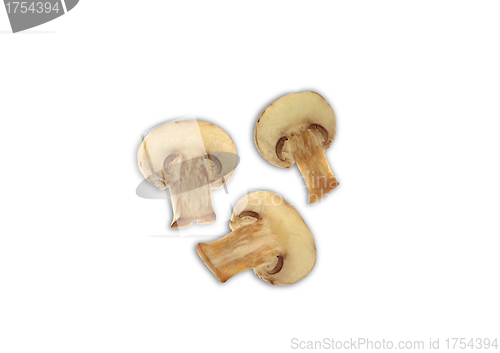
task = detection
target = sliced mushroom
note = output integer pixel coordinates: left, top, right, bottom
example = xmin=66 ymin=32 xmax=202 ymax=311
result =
xmin=138 ymin=120 xmax=237 ymax=228
xmin=254 ymin=91 xmax=339 ymax=204
xmin=196 ymin=191 xmax=316 ymax=285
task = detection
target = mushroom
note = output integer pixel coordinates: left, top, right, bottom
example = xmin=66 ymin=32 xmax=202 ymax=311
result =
xmin=138 ymin=120 xmax=237 ymax=228
xmin=254 ymin=91 xmax=339 ymax=204
xmin=197 ymin=191 xmax=316 ymax=285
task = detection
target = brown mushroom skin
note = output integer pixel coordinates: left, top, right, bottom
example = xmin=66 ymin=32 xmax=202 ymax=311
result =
xmin=254 ymin=91 xmax=339 ymax=204
xmin=197 ymin=192 xmax=316 ymax=285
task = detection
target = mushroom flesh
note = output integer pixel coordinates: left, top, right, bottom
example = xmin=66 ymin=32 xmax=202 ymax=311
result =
xmin=197 ymin=191 xmax=316 ymax=285
xmin=254 ymin=91 xmax=339 ymax=204
xmin=138 ymin=120 xmax=237 ymax=228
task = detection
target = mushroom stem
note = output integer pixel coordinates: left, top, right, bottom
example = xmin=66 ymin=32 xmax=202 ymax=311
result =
xmin=197 ymin=223 xmax=282 ymax=283
xmin=169 ymin=157 xmax=216 ymax=228
xmin=290 ymin=129 xmax=339 ymax=204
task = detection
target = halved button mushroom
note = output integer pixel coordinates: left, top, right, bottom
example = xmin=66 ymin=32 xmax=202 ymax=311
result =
xmin=197 ymin=191 xmax=316 ymax=285
xmin=138 ymin=120 xmax=237 ymax=228
xmin=254 ymin=91 xmax=339 ymax=204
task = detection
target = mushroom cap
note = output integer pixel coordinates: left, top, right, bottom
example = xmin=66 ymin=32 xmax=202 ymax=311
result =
xmin=254 ymin=91 xmax=336 ymax=168
xmin=230 ymin=191 xmax=316 ymax=285
xmin=138 ymin=120 xmax=237 ymax=190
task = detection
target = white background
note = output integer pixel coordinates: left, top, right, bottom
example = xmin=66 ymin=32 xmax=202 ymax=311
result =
xmin=1 ymin=1 xmax=499 ymax=352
